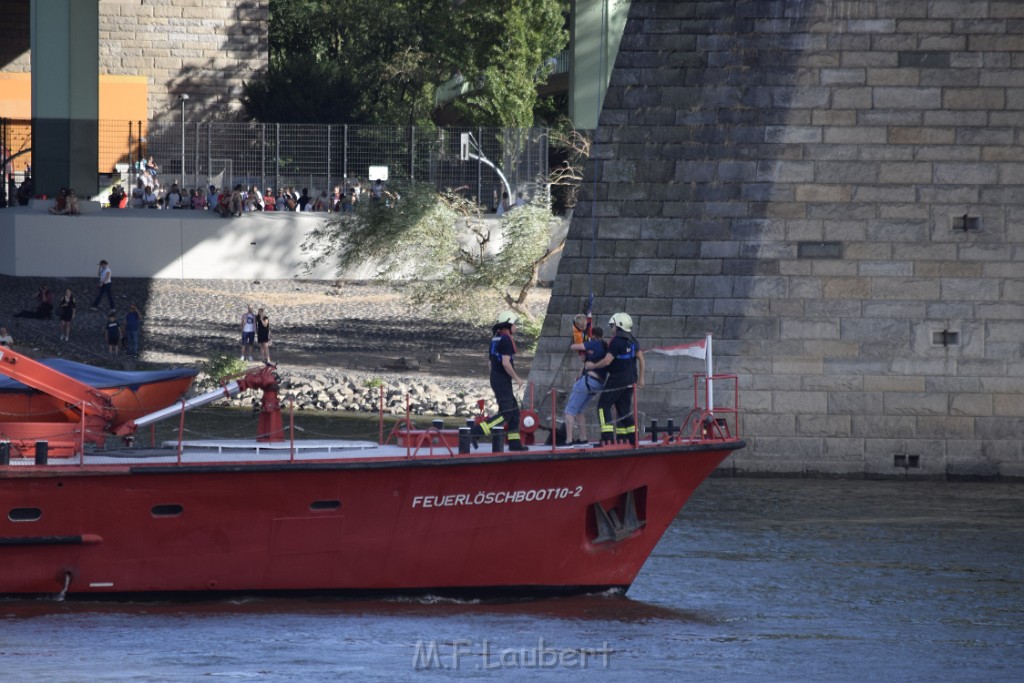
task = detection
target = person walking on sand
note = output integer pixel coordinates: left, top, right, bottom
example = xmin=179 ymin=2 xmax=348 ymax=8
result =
xmin=256 ymin=307 xmax=271 ymax=363
xmin=240 ymin=305 xmax=256 ymax=361
xmin=91 ymin=260 xmax=114 ymax=311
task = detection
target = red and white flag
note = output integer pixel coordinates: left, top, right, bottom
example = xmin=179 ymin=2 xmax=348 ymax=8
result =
xmin=646 ymin=338 xmax=707 ymax=359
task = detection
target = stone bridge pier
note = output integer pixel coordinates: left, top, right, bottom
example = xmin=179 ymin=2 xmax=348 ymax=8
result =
xmin=533 ymin=0 xmax=1024 ymax=479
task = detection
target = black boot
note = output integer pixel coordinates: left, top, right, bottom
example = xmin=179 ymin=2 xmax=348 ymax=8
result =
xmin=469 ymin=423 xmax=484 ymax=450
xmin=507 ymin=440 xmax=529 ymax=452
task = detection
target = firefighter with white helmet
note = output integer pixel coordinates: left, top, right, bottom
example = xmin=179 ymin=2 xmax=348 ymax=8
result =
xmin=478 ymin=309 xmax=529 ymax=451
xmin=608 ymin=312 xmax=632 ymax=332
xmin=585 ymin=311 xmax=645 ymax=444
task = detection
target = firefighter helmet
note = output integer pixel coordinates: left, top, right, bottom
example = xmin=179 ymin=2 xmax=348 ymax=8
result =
xmin=608 ymin=312 xmax=633 ymax=332
xmin=496 ymin=309 xmax=519 ymax=325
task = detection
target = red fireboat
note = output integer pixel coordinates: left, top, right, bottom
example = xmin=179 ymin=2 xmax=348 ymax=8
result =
xmin=0 ymin=340 xmax=744 ymax=598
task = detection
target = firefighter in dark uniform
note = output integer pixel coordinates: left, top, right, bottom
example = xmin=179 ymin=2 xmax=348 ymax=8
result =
xmin=479 ymin=309 xmax=528 ymax=451
xmin=586 ymin=312 xmax=645 ymax=444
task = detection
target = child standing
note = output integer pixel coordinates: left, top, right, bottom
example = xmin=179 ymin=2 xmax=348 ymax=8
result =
xmin=105 ymin=311 xmax=122 ymax=357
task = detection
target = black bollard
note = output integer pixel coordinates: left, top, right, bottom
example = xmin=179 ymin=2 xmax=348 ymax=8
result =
xmin=0 ymin=441 xmax=9 ymax=466
xmin=458 ymin=427 xmax=471 ymax=454
xmin=432 ymin=419 xmax=444 ymax=430
xmin=491 ymin=426 xmax=505 ymax=453
xmin=35 ymin=440 xmax=48 ymax=466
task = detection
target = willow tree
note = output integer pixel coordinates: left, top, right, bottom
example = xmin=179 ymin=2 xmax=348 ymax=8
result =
xmin=301 ymin=183 xmax=560 ymax=327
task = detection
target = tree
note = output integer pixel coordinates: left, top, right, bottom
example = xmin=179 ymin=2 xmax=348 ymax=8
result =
xmin=245 ymin=0 xmax=446 ymax=125
xmin=301 ymin=123 xmax=590 ymax=327
xmin=244 ymin=0 xmax=568 ymax=126
xmin=301 ymin=183 xmax=561 ymax=323
xmin=456 ymin=1 xmax=567 ymax=128
xmin=548 ymin=123 xmax=591 ymax=214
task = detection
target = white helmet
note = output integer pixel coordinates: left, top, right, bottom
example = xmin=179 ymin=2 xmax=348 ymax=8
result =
xmin=496 ymin=309 xmax=519 ymax=325
xmin=608 ymin=312 xmax=633 ymax=332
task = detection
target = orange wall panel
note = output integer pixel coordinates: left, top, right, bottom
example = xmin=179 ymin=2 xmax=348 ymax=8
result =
xmin=0 ymin=74 xmax=148 ymax=174
xmin=0 ymin=73 xmax=148 ymax=120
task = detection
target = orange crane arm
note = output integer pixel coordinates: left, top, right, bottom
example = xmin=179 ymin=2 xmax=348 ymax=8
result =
xmin=0 ymin=347 xmax=116 ymax=424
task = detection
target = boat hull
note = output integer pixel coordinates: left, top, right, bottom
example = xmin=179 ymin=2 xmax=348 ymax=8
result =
xmin=0 ymin=442 xmax=742 ymax=597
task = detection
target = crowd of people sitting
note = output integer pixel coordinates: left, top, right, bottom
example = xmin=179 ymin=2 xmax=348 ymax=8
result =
xmin=102 ymin=177 xmax=377 ymax=214
xmin=3 ymin=170 xmax=396 ymax=215
xmin=47 ymin=187 xmax=80 ymax=215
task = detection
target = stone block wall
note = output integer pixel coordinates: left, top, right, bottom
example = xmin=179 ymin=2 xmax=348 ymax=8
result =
xmin=1 ymin=0 xmax=268 ymax=121
xmin=0 ymin=1 xmax=31 ymax=70
xmin=533 ymin=0 xmax=1024 ymax=479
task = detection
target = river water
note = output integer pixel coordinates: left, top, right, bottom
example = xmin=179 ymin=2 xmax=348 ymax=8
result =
xmin=2 ymin=478 xmax=1022 ymax=682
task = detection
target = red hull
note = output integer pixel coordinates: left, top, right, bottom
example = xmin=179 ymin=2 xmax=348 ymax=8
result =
xmin=0 ymin=442 xmax=741 ymax=597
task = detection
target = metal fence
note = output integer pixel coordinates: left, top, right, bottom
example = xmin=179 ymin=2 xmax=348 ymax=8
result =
xmin=2 ymin=119 xmax=549 ymax=208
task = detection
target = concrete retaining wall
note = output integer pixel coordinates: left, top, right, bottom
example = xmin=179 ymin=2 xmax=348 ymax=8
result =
xmin=0 ymin=207 xmax=565 ymax=282
xmin=0 ymin=207 xmax=339 ymax=280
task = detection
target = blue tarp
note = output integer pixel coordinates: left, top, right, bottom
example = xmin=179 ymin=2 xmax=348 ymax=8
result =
xmin=0 ymin=358 xmax=197 ymax=393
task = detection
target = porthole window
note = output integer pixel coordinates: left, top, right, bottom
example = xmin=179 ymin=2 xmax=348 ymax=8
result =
xmin=9 ymin=508 xmax=42 ymax=522
xmin=151 ymin=504 xmax=184 ymax=517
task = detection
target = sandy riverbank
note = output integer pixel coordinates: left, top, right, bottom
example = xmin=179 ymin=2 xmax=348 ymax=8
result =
xmin=0 ymin=275 xmax=551 ymax=397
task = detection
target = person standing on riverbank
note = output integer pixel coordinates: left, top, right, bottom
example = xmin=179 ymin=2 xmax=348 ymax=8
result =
xmin=256 ymin=307 xmax=271 ymax=363
xmin=125 ymin=304 xmax=142 ymax=356
xmin=240 ymin=305 xmax=256 ymax=361
xmin=104 ymin=311 xmax=122 ymax=357
xmin=58 ymin=288 xmax=77 ymax=341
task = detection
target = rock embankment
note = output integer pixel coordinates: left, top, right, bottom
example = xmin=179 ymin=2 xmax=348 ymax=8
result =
xmin=198 ymin=367 xmax=500 ymax=417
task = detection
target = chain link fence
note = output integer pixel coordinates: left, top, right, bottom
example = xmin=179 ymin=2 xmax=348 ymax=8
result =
xmin=2 ymin=119 xmax=549 ymax=208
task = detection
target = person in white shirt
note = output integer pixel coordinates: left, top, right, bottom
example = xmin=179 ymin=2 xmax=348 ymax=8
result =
xmin=91 ymin=259 xmax=114 ymax=310
xmin=165 ymin=183 xmax=182 ymax=209
xmin=240 ymin=305 xmax=256 ymax=361
xmin=131 ymin=178 xmax=145 ymax=208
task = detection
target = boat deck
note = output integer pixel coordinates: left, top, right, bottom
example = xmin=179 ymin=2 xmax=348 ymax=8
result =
xmin=1 ymin=435 xmax=735 ymax=469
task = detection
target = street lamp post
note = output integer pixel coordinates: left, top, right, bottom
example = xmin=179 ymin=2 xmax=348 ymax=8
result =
xmin=179 ymin=94 xmax=189 ymax=187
